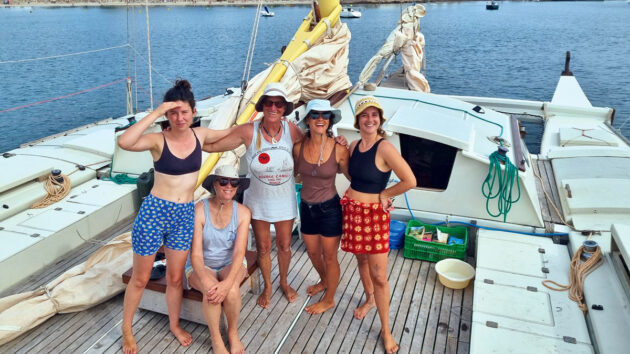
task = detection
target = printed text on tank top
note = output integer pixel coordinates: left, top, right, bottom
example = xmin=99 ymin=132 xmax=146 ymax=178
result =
xmin=153 ymin=128 xmax=202 ymax=175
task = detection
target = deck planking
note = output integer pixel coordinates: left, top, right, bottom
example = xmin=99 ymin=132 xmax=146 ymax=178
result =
xmin=1 ymin=226 xmax=475 ymax=354
xmin=534 ymin=158 xmax=565 ymax=227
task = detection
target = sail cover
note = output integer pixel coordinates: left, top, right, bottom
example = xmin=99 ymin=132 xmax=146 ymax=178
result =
xmin=0 ymin=233 xmax=133 ymax=345
xmin=358 ymin=4 xmax=430 ymax=92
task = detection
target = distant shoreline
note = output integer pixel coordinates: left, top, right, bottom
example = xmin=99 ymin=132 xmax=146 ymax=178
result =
xmin=2 ymin=0 xmax=474 ymax=8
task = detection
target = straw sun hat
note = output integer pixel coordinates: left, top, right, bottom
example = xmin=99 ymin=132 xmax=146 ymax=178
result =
xmin=353 ymin=96 xmax=386 ymax=130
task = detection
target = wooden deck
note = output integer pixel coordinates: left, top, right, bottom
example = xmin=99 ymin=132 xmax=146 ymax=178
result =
xmin=532 ymin=157 xmax=565 ymax=231
xmin=1 ymin=224 xmax=474 ymax=354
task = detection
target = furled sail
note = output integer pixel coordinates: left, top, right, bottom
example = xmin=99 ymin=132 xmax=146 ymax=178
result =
xmin=358 ymin=4 xmax=430 ymax=92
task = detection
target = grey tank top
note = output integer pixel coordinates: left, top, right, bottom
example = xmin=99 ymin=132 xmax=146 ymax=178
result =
xmin=197 ymin=199 xmax=238 ymax=269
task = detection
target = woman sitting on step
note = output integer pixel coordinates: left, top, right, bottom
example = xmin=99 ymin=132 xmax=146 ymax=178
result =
xmin=186 ymin=165 xmax=251 ymax=354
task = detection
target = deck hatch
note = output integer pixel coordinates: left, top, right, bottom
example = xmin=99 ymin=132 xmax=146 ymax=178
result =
xmin=476 ymin=236 xmax=546 ymax=278
xmin=383 ymin=106 xmax=474 ymax=151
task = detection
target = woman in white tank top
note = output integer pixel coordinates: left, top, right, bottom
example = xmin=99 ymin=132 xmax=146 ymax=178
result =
xmin=203 ymin=83 xmax=303 ymax=308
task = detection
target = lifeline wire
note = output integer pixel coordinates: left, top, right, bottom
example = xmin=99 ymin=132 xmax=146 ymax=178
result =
xmin=0 ymin=44 xmax=129 ymax=65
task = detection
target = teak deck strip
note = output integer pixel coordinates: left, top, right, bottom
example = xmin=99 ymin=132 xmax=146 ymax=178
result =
xmin=534 ymin=158 xmax=565 ymax=227
xmin=2 ymin=228 xmax=475 ymax=354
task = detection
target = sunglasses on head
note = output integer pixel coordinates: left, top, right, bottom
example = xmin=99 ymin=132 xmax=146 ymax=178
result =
xmin=218 ymin=177 xmax=240 ymax=187
xmin=263 ymin=100 xmax=285 ymax=108
xmin=307 ymin=111 xmax=333 ymax=120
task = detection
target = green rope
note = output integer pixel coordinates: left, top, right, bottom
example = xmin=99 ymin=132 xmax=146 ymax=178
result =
xmin=481 ymin=151 xmax=521 ymax=222
xmin=101 ymin=156 xmax=138 ymax=185
xmin=103 ymin=172 xmax=138 ymax=184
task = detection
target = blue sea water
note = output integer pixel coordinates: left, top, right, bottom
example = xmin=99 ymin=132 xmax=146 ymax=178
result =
xmin=1 ymin=2 xmax=629 ymax=153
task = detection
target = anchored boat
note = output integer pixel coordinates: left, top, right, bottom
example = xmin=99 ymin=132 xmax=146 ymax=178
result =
xmin=486 ymin=1 xmax=499 ymax=11
xmin=340 ymin=7 xmax=361 ymax=18
xmin=261 ymin=5 xmax=274 ymax=17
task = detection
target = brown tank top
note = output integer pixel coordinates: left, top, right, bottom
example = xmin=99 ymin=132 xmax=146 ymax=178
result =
xmin=297 ymin=140 xmax=339 ymax=203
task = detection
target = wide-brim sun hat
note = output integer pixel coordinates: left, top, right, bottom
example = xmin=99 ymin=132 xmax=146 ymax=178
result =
xmin=353 ymin=96 xmax=385 ymax=128
xmin=202 ymin=164 xmax=250 ymax=195
xmin=297 ymin=99 xmax=342 ymax=130
xmin=254 ymin=82 xmax=295 ymax=113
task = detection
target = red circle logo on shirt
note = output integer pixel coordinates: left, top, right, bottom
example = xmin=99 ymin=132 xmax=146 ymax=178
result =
xmin=258 ymin=153 xmax=270 ymax=164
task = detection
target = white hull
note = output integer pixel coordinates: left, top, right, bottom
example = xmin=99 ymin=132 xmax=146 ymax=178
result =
xmin=340 ymin=9 xmax=361 ymax=18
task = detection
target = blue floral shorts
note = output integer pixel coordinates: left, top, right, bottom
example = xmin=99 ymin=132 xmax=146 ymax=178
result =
xmin=131 ymin=194 xmax=194 ymax=256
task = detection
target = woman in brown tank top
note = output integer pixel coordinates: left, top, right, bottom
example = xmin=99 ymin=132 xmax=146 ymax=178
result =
xmin=293 ymin=99 xmax=349 ymax=314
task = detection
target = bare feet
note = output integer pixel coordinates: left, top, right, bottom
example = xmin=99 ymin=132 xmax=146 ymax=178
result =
xmin=210 ymin=339 xmax=230 ymax=354
xmin=122 ymin=326 xmax=137 ymax=354
xmin=257 ymin=287 xmax=272 ymax=308
xmin=228 ymin=331 xmax=245 ymax=354
xmin=306 ymin=281 xmax=327 ymax=296
xmin=280 ymin=283 xmax=299 ymax=303
xmin=305 ymin=299 xmax=335 ymax=314
xmin=382 ymin=329 xmax=399 ymax=354
xmin=353 ymin=295 xmax=375 ymax=319
xmin=170 ymin=324 xmax=192 ymax=347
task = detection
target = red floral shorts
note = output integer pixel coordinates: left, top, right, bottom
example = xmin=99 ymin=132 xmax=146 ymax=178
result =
xmin=340 ymin=194 xmax=390 ymax=254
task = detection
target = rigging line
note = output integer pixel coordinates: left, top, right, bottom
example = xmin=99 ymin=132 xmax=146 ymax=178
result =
xmin=126 ymin=6 xmax=131 ymax=80
xmin=132 ymin=4 xmax=139 ymax=112
xmin=242 ymin=1 xmax=263 ymax=84
xmin=617 ymin=115 xmax=630 ymax=131
xmin=0 ymin=44 xmax=129 ymax=65
xmin=0 ymin=78 xmax=128 ymax=114
xmin=127 ymin=45 xmax=173 ymax=85
xmin=145 ymin=0 xmax=154 ymax=110
xmin=247 ymin=1 xmax=263 ymax=82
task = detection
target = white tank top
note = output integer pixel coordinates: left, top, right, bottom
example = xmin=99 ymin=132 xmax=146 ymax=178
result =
xmin=243 ymin=120 xmax=297 ymax=222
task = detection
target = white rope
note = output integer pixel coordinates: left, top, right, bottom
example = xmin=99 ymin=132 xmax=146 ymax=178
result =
xmin=242 ymin=1 xmax=264 ymax=84
xmin=0 ymin=44 xmax=129 ymax=65
xmin=145 ymin=0 xmax=154 ymax=110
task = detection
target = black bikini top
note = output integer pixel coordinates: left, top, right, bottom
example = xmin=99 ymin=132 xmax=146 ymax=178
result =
xmin=349 ymin=138 xmax=392 ymax=194
xmin=154 ymin=129 xmax=202 ymax=175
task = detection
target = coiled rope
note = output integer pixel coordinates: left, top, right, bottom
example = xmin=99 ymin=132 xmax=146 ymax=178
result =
xmin=481 ymin=150 xmax=521 ymax=222
xmin=31 ymin=159 xmax=110 ymax=208
xmin=32 ymin=172 xmax=72 ymax=209
xmin=542 ymin=243 xmax=602 ymax=314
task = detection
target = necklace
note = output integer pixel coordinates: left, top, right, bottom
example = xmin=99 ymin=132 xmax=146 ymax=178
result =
xmin=212 ymin=197 xmax=228 ymax=226
xmin=261 ymin=123 xmax=282 ymax=144
xmin=311 ymin=136 xmax=326 ymax=176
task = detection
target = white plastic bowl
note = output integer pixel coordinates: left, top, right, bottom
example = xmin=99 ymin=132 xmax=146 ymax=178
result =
xmin=435 ymin=258 xmax=475 ymax=289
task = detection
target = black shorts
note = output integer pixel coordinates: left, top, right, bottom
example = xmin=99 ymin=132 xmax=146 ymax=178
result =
xmin=300 ymin=195 xmax=342 ymax=237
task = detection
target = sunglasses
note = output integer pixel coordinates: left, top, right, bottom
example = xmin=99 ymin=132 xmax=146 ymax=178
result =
xmin=218 ymin=177 xmax=240 ymax=187
xmin=307 ymin=111 xmax=333 ymax=120
xmin=263 ymin=100 xmax=285 ymax=108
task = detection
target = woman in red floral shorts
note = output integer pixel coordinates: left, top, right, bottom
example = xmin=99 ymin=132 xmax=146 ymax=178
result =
xmin=341 ymin=96 xmax=416 ymax=354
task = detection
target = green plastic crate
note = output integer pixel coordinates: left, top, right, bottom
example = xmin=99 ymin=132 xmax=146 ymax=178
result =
xmin=403 ymin=220 xmax=467 ymax=262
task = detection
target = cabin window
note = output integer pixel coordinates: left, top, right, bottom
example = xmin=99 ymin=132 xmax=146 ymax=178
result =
xmin=399 ymin=134 xmax=457 ymax=190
